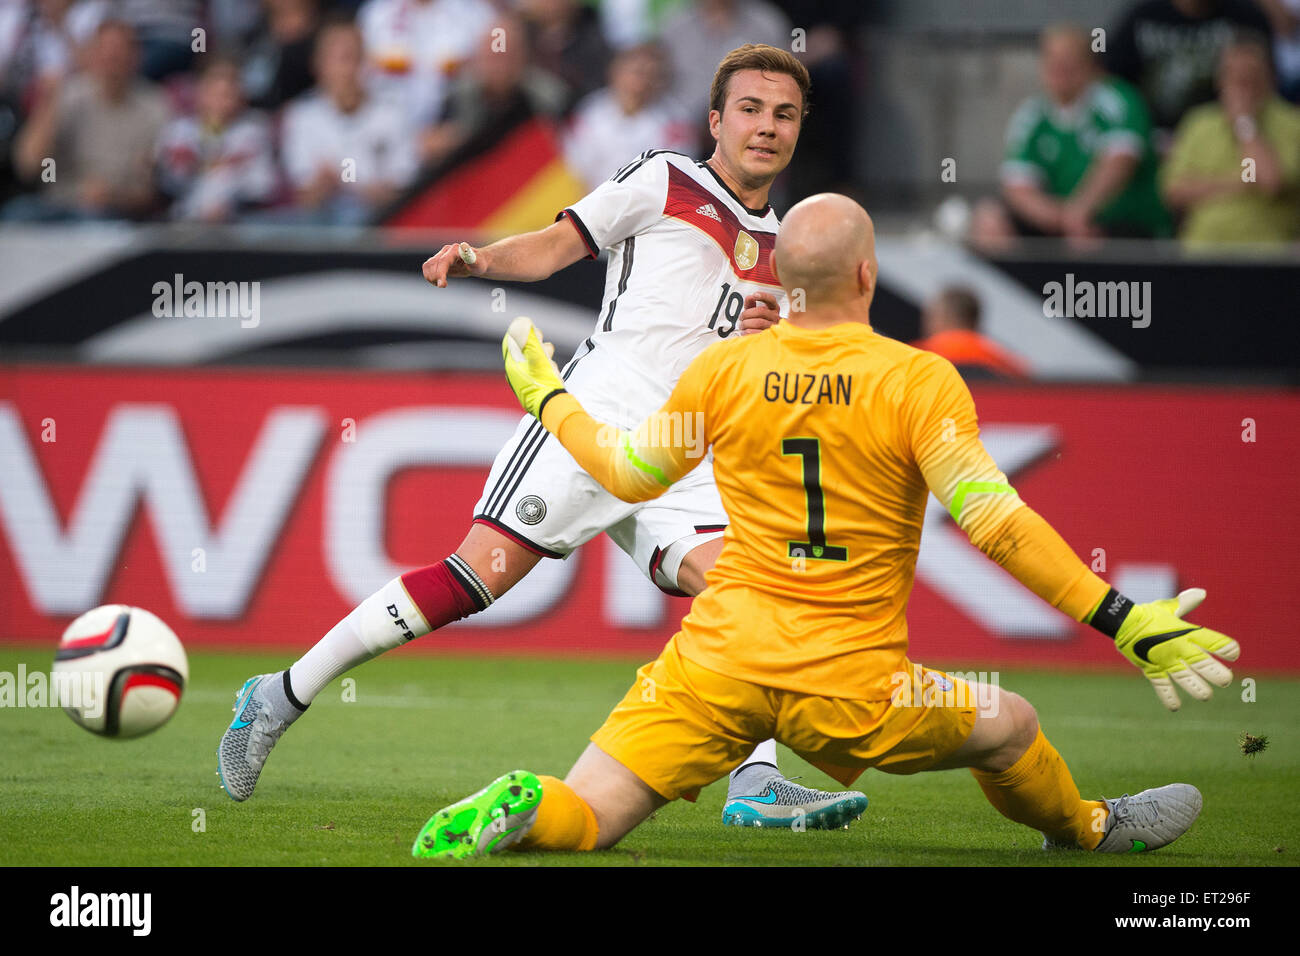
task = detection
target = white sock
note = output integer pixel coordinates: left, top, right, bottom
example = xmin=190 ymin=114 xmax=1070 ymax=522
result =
xmin=287 ymin=576 xmax=430 ymax=705
xmin=733 ymin=738 xmax=779 ymax=775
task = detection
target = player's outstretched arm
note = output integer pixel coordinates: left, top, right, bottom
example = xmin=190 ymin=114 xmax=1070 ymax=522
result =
xmin=501 ymin=317 xmax=704 ymax=503
xmin=911 ymin=355 xmax=1241 ymax=711
xmin=959 ymin=498 xmax=1241 ymax=711
xmin=422 ymin=218 xmax=590 ymax=287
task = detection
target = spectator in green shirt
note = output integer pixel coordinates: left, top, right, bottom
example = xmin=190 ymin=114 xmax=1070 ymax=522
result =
xmin=972 ymin=24 xmax=1172 ymax=249
xmin=1161 ymin=33 xmax=1300 ymax=247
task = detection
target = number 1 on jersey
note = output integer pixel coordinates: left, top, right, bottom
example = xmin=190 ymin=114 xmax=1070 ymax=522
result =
xmin=782 ymin=438 xmax=847 ymax=562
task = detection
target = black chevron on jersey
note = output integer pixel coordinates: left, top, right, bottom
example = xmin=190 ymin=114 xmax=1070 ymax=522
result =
xmin=601 ymin=236 xmax=635 ymax=332
xmin=484 ymin=419 xmax=546 ymax=517
xmin=613 ymin=148 xmax=691 ymax=183
xmin=484 ymin=336 xmax=597 ymax=517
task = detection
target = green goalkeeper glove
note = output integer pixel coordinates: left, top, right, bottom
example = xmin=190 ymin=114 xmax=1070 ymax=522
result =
xmin=502 ymin=316 xmax=566 ymax=419
xmin=1090 ymin=587 xmax=1241 ymax=711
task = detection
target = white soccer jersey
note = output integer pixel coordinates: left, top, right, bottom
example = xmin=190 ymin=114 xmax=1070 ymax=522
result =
xmin=155 ymin=113 xmax=277 ymax=221
xmin=562 ymin=92 xmax=695 ymax=192
xmin=358 ymin=0 xmax=496 ymax=127
xmin=280 ymin=91 xmax=417 ymax=194
xmin=556 ymin=149 xmax=784 ymax=429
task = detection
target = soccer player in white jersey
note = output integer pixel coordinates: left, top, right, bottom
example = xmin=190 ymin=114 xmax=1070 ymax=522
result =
xmin=218 ymin=44 xmax=869 ymax=830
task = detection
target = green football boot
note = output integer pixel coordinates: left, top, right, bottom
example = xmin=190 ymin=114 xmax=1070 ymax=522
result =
xmin=412 ymin=770 xmax=543 ymax=860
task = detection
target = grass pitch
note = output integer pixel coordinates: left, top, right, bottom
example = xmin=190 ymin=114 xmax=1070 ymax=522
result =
xmin=1 ymin=647 xmax=1295 ymax=867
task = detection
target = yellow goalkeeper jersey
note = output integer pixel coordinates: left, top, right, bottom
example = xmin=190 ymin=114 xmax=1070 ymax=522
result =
xmin=542 ymin=319 xmax=1107 ymax=699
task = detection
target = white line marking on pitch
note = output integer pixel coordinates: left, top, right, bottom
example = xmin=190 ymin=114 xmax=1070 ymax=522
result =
xmin=186 ymin=689 xmax=602 ymax=712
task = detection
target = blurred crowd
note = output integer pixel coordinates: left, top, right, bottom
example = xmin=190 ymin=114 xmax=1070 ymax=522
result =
xmin=0 ymin=0 xmax=860 ymax=225
xmin=1 ymin=0 xmax=1296 ymax=247
xmin=972 ymin=0 xmax=1300 ymax=250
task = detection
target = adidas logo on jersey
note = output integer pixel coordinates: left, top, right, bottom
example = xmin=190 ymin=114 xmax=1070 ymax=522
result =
xmin=695 ymin=203 xmax=722 ymax=222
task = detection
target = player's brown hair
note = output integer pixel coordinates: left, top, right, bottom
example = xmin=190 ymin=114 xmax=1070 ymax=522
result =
xmin=709 ymin=44 xmax=811 ymax=119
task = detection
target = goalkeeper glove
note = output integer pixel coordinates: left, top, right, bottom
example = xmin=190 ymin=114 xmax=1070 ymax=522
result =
xmin=1090 ymin=587 xmax=1241 ymax=711
xmin=502 ymin=316 xmax=565 ymax=419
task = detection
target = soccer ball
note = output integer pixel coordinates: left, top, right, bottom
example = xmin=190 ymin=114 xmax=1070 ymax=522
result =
xmin=53 ymin=605 xmax=188 ymax=738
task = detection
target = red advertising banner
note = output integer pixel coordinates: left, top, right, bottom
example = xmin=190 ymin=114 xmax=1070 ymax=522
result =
xmin=1 ymin=366 xmax=1296 ymax=672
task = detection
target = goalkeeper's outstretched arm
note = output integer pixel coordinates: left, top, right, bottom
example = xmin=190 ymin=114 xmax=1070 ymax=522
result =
xmin=944 ymin=474 xmax=1240 ymax=711
xmin=912 ymin=357 xmax=1240 ymax=711
xmin=502 ymin=317 xmax=708 ymax=503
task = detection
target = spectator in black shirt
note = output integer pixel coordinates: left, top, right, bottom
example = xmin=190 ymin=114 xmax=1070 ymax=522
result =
xmin=242 ymin=0 xmax=322 ymax=111
xmin=519 ymin=0 xmax=611 ymax=111
xmin=1106 ymin=0 xmax=1273 ymax=141
xmin=418 ymin=15 xmax=568 ymax=168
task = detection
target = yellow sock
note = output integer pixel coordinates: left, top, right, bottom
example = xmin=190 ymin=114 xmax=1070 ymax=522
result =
xmin=971 ymin=728 xmax=1108 ymax=850
xmin=516 ymin=775 xmax=599 ymax=851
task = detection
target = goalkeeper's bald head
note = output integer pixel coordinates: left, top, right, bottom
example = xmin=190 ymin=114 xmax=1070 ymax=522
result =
xmin=772 ymin=193 xmax=877 ymax=326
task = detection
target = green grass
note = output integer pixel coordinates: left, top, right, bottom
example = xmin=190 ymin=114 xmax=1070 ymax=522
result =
xmin=1 ymin=647 xmax=1296 ymax=866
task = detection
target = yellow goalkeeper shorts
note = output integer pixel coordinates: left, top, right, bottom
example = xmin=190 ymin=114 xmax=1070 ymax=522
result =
xmin=590 ymin=635 xmax=979 ymax=801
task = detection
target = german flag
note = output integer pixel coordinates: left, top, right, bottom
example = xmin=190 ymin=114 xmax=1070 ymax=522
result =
xmin=384 ymin=117 xmax=586 ymax=235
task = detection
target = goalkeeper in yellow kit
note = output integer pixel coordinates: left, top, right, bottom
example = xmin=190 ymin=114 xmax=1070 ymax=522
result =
xmin=412 ymin=194 xmax=1241 ymax=860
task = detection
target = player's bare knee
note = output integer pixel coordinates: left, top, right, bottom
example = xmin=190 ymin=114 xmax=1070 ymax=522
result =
xmin=453 ymin=524 xmax=542 ymax=598
xmin=676 ymin=536 xmax=725 ymax=596
xmin=591 ymin=788 xmax=665 ymax=849
xmin=1010 ymin=692 xmax=1039 ymax=751
xmin=992 ymin=691 xmax=1038 ymax=770
xmin=676 ymin=559 xmax=707 ymax=596
xmin=562 ymin=744 xmax=656 ymax=848
xmin=966 ymin=689 xmax=1035 ymax=773
xmin=591 ymin=809 xmax=633 ymax=849
xmin=562 ymin=783 xmax=641 ymax=850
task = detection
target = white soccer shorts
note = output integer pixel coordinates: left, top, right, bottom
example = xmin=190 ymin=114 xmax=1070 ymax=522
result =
xmin=471 ymin=411 xmax=726 ymax=596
